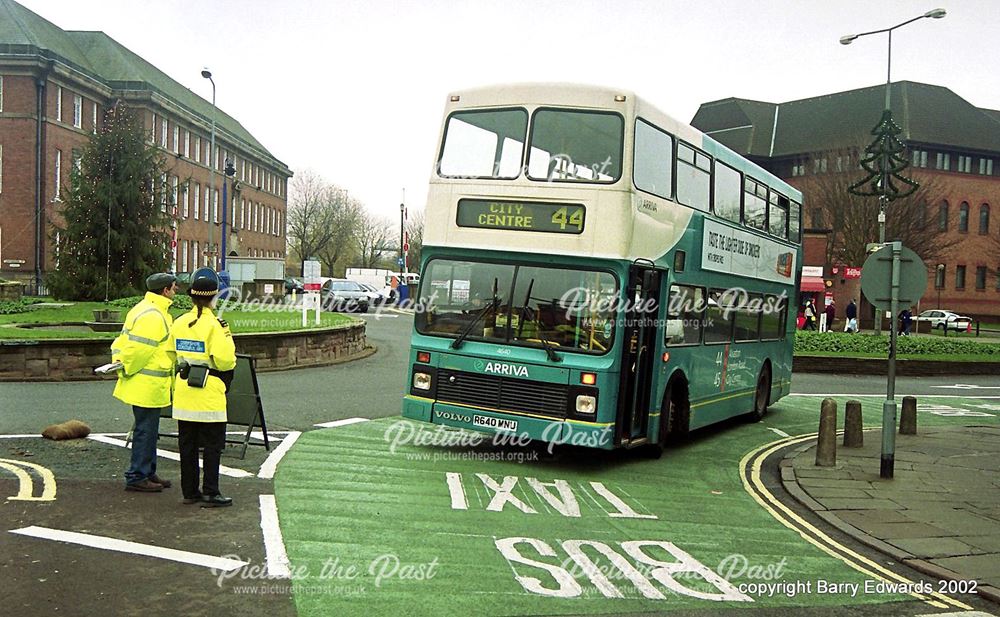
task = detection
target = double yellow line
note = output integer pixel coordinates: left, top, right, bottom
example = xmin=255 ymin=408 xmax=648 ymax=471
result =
xmin=740 ymin=434 xmax=971 ymax=610
xmin=0 ymin=458 xmax=57 ymax=501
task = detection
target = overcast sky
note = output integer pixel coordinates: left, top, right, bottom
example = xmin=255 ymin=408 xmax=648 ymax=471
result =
xmin=17 ymin=0 xmax=1000 ymax=221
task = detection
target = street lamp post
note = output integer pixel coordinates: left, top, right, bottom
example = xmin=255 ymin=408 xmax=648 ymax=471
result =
xmin=936 ymin=264 xmax=944 ymax=308
xmin=840 ymin=8 xmax=946 ymax=245
xmin=201 ymin=68 xmax=217 ymax=269
xmin=221 ymin=158 xmax=236 ymax=270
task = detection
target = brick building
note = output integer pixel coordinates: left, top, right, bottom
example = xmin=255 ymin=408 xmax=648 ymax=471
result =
xmin=0 ymin=0 xmax=292 ymax=290
xmin=692 ymin=81 xmax=1000 ymax=321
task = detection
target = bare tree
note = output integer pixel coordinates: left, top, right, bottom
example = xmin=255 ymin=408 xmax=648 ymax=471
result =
xmin=794 ymin=149 xmax=964 ymax=267
xmin=286 ymin=171 xmax=361 ymax=276
xmin=353 ymin=212 xmax=393 ymax=269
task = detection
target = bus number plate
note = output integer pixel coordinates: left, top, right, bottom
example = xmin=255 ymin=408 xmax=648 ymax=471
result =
xmin=473 ymin=415 xmax=518 ymax=432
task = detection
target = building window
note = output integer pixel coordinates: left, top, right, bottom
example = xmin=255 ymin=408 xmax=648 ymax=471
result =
xmin=181 ymin=240 xmax=189 ymax=273
xmin=204 ymin=188 xmax=210 ymax=222
xmin=241 ymin=160 xmax=246 ymax=181
xmin=956 ymin=265 xmax=966 ymax=290
xmin=160 ymin=173 xmax=167 ymax=212
xmin=980 ymin=204 xmax=990 ymax=235
xmin=976 ymin=266 xmax=987 ymax=290
xmin=194 ymin=136 xmax=201 ymax=163
xmin=183 ymin=130 xmax=190 ymax=157
xmin=92 ymin=103 xmax=98 ymax=133
xmin=182 ymin=183 xmax=189 ymax=219
xmin=213 ymin=189 xmax=219 ymax=223
xmin=0 ymin=76 xmax=3 ymax=112
xmin=193 ymin=241 xmax=199 ymax=268
xmin=170 ymin=176 xmax=179 ymax=214
xmin=54 ymin=149 xmax=62 ymax=200
xmin=193 ymin=184 xmax=200 ymax=220
xmin=73 ymin=95 xmax=82 ymax=128
xmin=813 ymin=158 xmax=827 ymax=173
xmin=938 ymin=201 xmax=949 ymax=231
xmin=958 ymin=155 xmax=972 ymax=173
xmin=160 ymin=118 xmax=167 ymax=148
xmin=56 ymin=86 xmax=62 ymax=121
xmin=935 ymin=152 xmax=950 ymax=171
xmin=935 ymin=264 xmax=945 ymax=289
xmin=172 ymin=125 xmax=179 ymax=154
xmin=912 ymin=149 xmax=928 ymax=168
xmin=149 ymin=113 xmax=156 ymax=143
xmin=980 ymin=158 xmax=994 ymax=176
xmin=959 ymin=202 xmax=969 ymax=233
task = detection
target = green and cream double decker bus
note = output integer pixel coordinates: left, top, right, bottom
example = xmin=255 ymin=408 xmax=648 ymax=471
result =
xmin=402 ymin=83 xmax=801 ymax=451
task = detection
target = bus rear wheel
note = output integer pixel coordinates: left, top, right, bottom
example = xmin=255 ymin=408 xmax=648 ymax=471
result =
xmin=659 ymin=377 xmax=690 ymax=447
xmin=749 ymin=366 xmax=771 ymax=422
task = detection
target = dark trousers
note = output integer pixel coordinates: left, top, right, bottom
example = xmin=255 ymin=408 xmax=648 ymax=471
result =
xmin=177 ymin=420 xmax=226 ymax=499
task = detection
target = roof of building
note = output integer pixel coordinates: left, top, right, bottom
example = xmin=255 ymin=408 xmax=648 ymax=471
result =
xmin=692 ymin=81 xmax=1000 ymax=158
xmin=0 ymin=0 xmax=288 ymax=172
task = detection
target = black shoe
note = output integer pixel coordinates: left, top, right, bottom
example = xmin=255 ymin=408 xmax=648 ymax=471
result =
xmin=200 ymin=494 xmax=233 ymax=508
xmin=182 ymin=494 xmax=203 ymax=504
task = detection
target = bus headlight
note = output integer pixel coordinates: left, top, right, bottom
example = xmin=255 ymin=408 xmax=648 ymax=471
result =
xmin=413 ymin=372 xmax=432 ymax=391
xmin=576 ymin=395 xmax=596 ymax=414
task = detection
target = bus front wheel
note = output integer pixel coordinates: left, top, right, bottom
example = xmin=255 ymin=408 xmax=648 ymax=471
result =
xmin=749 ymin=366 xmax=771 ymax=422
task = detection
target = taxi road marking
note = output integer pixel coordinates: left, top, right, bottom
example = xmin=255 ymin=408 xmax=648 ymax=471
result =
xmin=0 ymin=458 xmax=57 ymax=501
xmin=9 ymin=525 xmax=248 ymax=571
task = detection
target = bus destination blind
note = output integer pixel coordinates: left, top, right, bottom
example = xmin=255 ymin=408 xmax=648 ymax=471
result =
xmin=456 ymin=199 xmax=586 ymax=234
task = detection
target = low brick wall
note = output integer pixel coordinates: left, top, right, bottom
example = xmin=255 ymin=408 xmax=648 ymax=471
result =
xmin=794 ymin=355 xmax=1000 ymax=376
xmin=0 ymin=322 xmax=372 ymax=382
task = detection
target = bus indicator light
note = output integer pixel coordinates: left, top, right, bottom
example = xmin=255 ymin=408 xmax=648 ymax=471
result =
xmin=417 ymin=351 xmax=431 ymax=363
xmin=662 ymin=352 xmax=670 ymax=363
xmin=581 ymin=372 xmax=597 ymax=386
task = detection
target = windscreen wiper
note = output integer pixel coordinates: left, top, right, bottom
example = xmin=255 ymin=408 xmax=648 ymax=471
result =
xmin=516 ymin=278 xmax=561 ymax=363
xmin=451 ymin=278 xmax=499 ymax=350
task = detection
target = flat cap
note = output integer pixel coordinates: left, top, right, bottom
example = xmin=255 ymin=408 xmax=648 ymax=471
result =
xmin=145 ymin=272 xmax=176 ymax=292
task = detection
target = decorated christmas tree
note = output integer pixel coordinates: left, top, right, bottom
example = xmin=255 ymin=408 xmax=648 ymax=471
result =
xmin=848 ymin=109 xmax=919 ymax=201
xmin=47 ymin=102 xmax=171 ymax=300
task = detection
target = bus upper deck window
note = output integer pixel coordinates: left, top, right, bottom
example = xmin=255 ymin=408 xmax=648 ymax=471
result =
xmin=438 ymin=109 xmax=528 ymax=179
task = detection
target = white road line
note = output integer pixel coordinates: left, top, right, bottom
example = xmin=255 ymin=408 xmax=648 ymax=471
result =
xmin=257 ymin=431 xmax=301 ymax=479
xmin=789 ymin=394 xmax=1000 ymax=399
xmin=9 ymin=525 xmax=248 ymax=571
xmin=86 ymin=434 xmax=254 ymax=478
xmin=768 ymin=427 xmax=791 ymax=438
xmin=313 ymin=417 xmax=370 ymax=428
xmin=259 ymin=495 xmax=291 ymax=578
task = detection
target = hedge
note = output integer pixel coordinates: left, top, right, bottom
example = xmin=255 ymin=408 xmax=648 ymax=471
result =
xmin=795 ymin=330 xmax=1000 ymax=357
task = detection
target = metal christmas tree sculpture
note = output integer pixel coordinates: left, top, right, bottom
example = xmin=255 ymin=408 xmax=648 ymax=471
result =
xmin=848 ymin=109 xmax=919 ymax=201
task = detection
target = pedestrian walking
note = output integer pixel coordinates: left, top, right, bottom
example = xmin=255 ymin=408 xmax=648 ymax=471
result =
xmin=171 ymin=269 xmax=237 ymax=508
xmin=824 ymin=301 xmax=836 ymax=332
xmin=844 ymin=298 xmax=858 ymax=333
xmin=803 ymin=299 xmax=817 ymax=330
xmin=898 ymin=308 xmax=913 ymax=336
xmin=111 ymin=273 xmax=177 ymax=492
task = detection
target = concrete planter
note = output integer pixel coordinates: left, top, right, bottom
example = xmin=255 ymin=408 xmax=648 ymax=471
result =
xmin=92 ymin=309 xmax=122 ymax=323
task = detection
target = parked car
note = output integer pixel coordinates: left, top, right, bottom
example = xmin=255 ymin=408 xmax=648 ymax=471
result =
xmin=914 ymin=309 xmax=971 ymax=332
xmin=321 ymin=279 xmax=370 ymax=313
xmin=357 ymin=282 xmax=390 ymax=306
xmin=284 ymin=277 xmax=305 ymax=295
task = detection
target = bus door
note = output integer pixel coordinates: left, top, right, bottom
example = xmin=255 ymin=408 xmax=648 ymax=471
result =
xmin=616 ymin=264 xmax=664 ymax=447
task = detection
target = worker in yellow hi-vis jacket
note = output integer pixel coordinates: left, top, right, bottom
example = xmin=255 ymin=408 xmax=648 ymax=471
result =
xmin=170 ymin=268 xmax=236 ymax=508
xmin=111 ymin=272 xmax=177 ymax=492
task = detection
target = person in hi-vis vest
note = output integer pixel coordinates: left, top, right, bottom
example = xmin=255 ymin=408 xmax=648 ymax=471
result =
xmin=112 ymin=272 xmax=177 ymax=492
xmin=171 ymin=269 xmax=236 ymax=507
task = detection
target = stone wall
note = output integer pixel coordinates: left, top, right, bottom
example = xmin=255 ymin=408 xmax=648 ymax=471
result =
xmin=0 ymin=322 xmax=371 ymax=381
xmin=0 ymin=282 xmax=24 ymax=302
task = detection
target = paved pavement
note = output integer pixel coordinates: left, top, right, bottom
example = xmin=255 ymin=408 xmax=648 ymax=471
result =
xmin=780 ymin=422 xmax=1000 ymax=604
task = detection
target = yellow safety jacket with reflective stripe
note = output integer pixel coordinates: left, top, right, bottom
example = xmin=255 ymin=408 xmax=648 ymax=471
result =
xmin=111 ymin=292 xmax=175 ymax=407
xmin=170 ymin=307 xmax=236 ymax=423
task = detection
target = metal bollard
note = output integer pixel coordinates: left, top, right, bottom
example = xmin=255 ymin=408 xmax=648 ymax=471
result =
xmin=843 ymin=400 xmax=863 ymax=448
xmin=900 ymin=396 xmax=917 ymax=435
xmin=816 ymin=398 xmax=837 ymax=466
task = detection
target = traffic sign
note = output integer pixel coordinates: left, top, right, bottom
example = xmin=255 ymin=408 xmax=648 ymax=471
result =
xmin=860 ymin=243 xmax=927 ymax=312
xmin=397 ymin=257 xmax=405 ymax=266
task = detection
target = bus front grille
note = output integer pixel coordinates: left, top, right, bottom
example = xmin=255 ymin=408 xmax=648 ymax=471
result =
xmin=436 ymin=369 xmax=568 ymax=418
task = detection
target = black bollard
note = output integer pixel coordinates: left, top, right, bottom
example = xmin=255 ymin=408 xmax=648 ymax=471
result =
xmin=900 ymin=396 xmax=917 ymax=435
xmin=844 ymin=400 xmax=863 ymax=448
xmin=816 ymin=398 xmax=837 ymax=467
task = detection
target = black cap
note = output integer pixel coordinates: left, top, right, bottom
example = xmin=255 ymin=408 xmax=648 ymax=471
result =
xmin=189 ymin=268 xmax=220 ymax=297
xmin=146 ymin=272 xmax=176 ymax=292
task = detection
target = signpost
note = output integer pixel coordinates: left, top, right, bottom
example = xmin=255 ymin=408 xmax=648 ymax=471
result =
xmin=302 ymin=259 xmax=322 ymax=327
xmin=860 ymin=242 xmax=928 ymax=478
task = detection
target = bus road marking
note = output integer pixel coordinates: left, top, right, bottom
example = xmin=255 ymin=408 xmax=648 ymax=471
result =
xmin=741 ymin=434 xmax=972 ymax=611
xmin=10 ymin=526 xmax=248 ymax=571
xmin=0 ymin=458 xmax=57 ymax=501
xmin=86 ymin=434 xmax=254 ymax=478
xmin=767 ymin=427 xmax=791 ymax=438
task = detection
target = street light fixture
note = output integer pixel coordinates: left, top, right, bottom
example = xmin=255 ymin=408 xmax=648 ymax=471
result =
xmin=202 ymin=68 xmax=217 ymax=269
